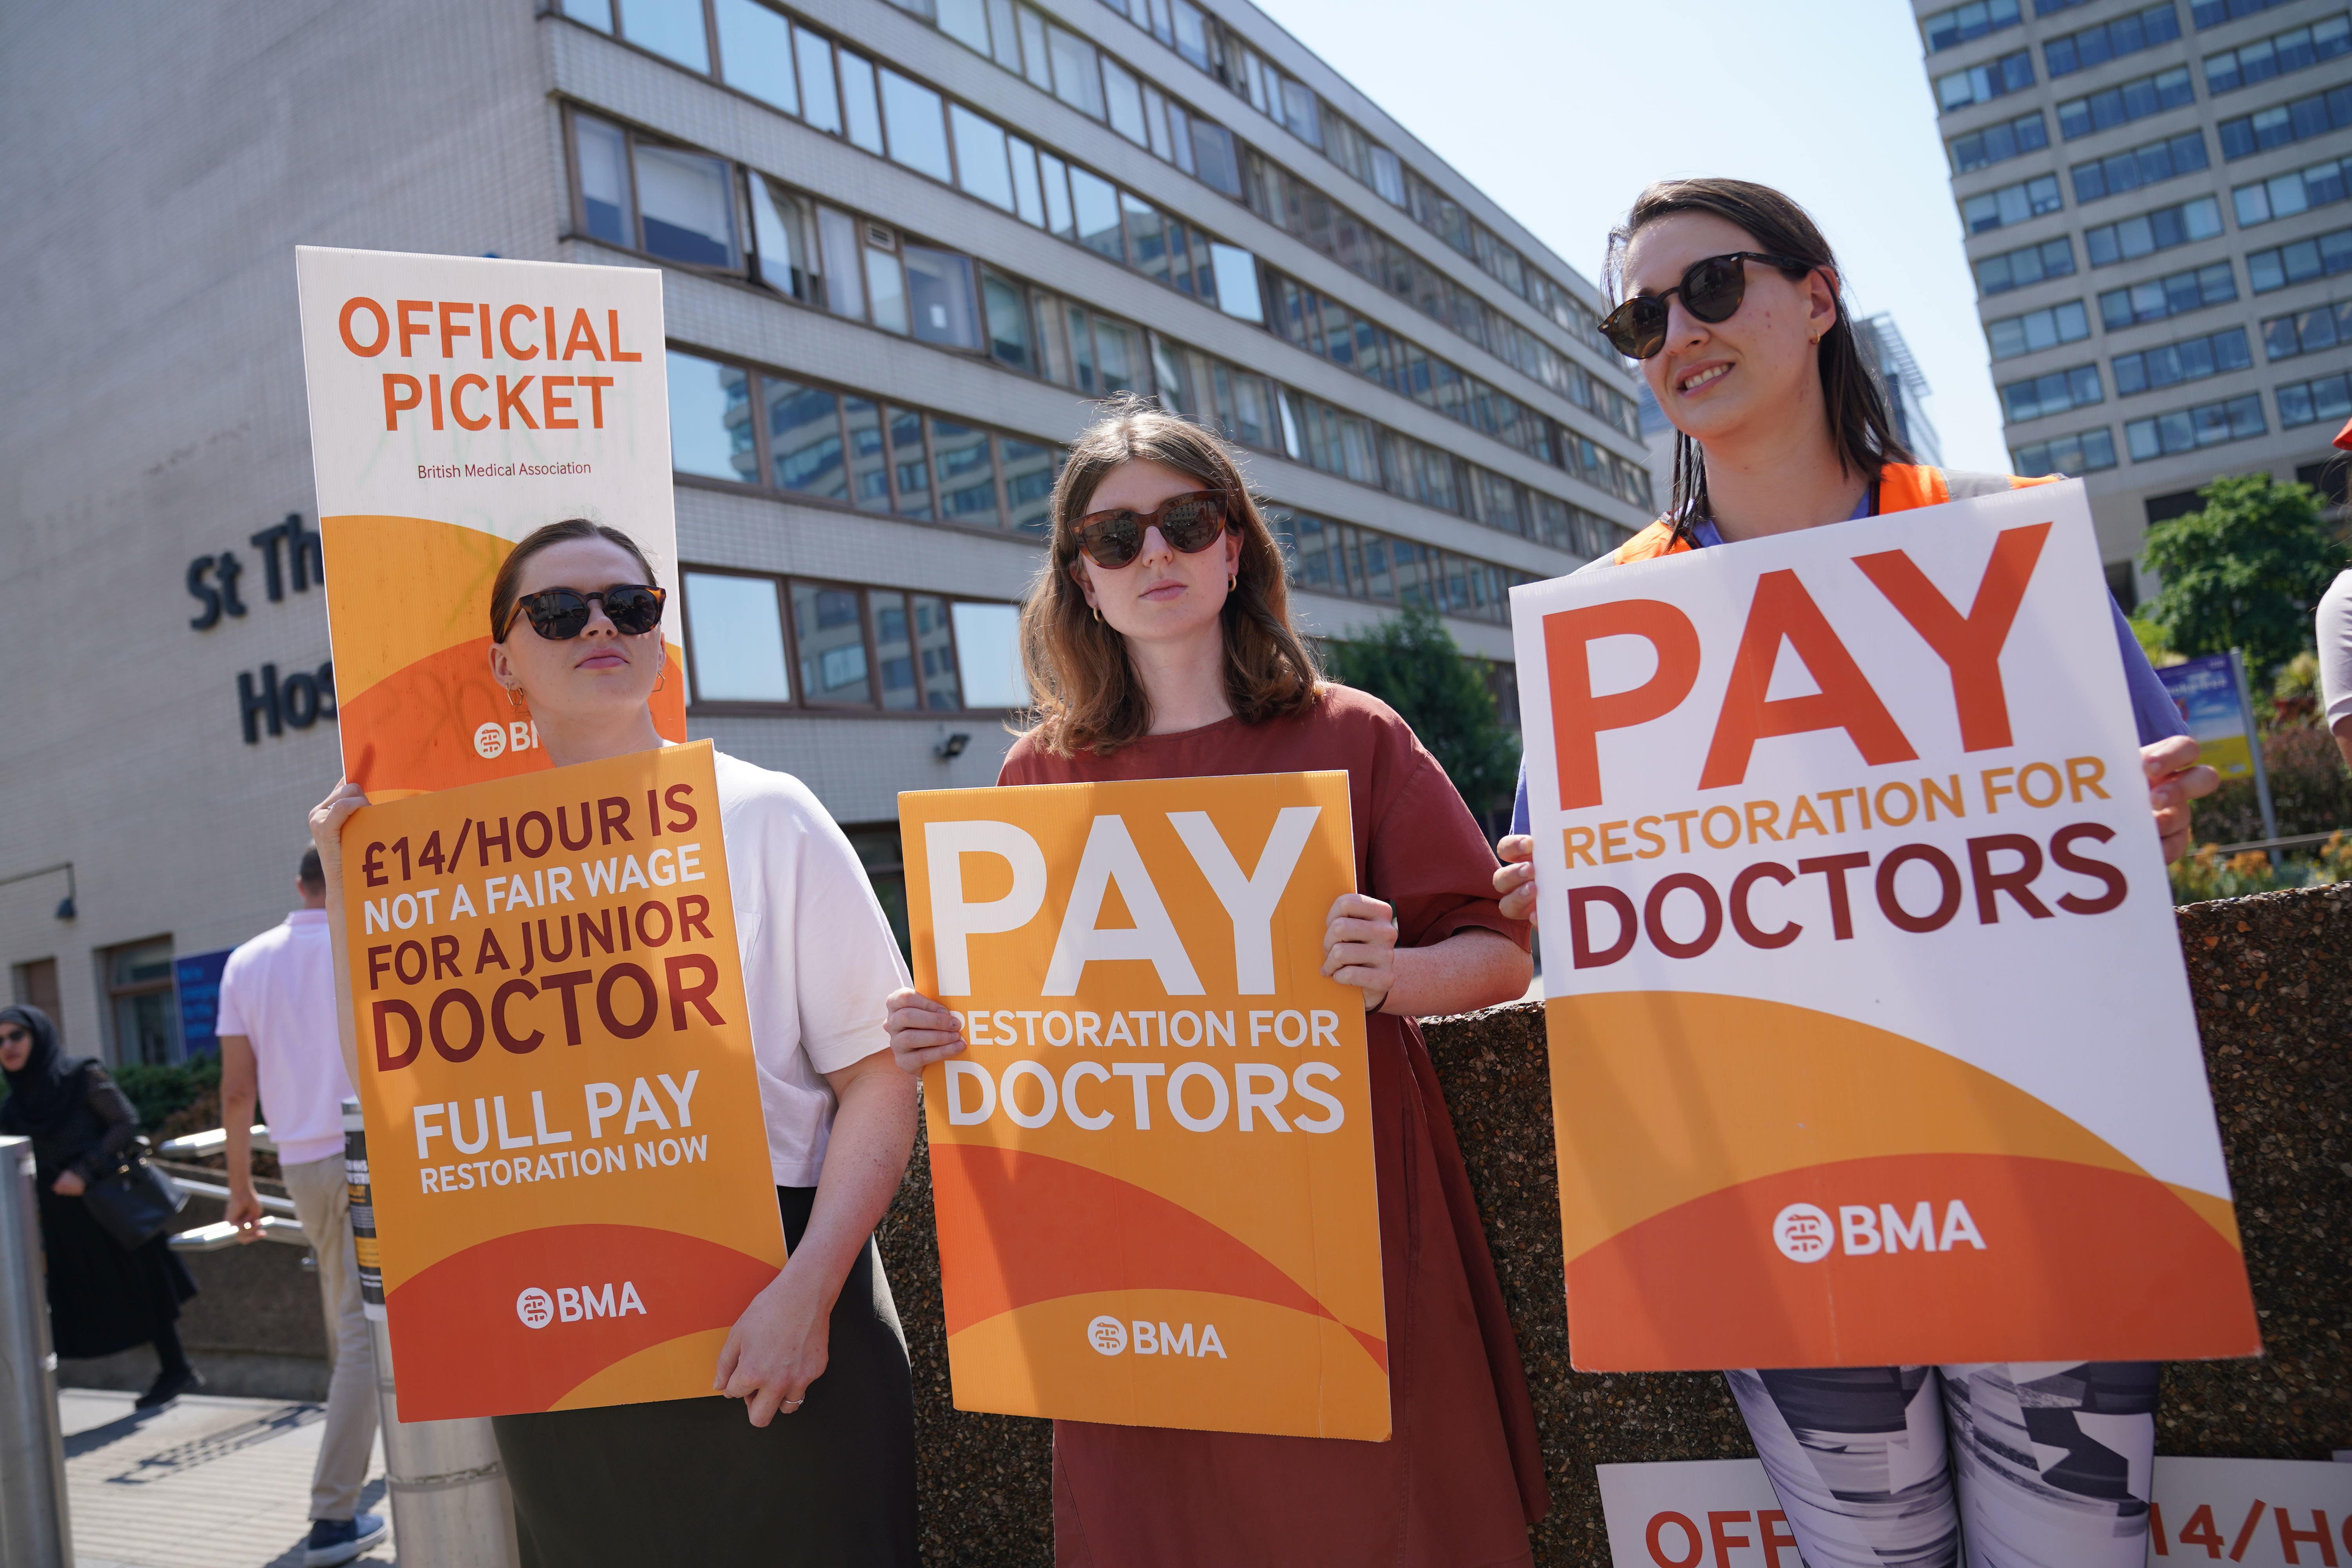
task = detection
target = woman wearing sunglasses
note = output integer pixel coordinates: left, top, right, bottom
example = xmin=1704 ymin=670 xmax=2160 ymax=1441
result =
xmin=309 ymin=519 xmax=920 ymax=1566
xmin=1496 ymin=179 xmax=2217 ymax=1568
xmin=883 ymin=402 xmax=1547 ymax=1566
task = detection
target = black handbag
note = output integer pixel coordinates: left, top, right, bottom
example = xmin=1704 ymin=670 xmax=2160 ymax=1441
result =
xmin=82 ymin=1138 xmax=187 ymax=1252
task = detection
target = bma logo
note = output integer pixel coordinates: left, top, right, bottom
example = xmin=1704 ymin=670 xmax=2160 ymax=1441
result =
xmin=1772 ymin=1201 xmax=1988 ymax=1263
xmin=515 ymin=1282 xmax=648 ymax=1327
xmin=473 ymin=720 xmax=540 ymax=760
xmin=1085 ymin=1316 xmax=1229 ymax=1359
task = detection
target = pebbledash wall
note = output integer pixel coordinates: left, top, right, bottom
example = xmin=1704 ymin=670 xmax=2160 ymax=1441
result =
xmin=0 ymin=0 xmax=1650 ymax=1067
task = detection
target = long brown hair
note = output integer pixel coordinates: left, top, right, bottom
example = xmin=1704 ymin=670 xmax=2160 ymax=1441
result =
xmin=1020 ymin=400 xmax=1320 ymax=756
xmin=1605 ymin=178 xmax=1911 ymax=542
xmin=487 ymin=518 xmax=660 ymax=642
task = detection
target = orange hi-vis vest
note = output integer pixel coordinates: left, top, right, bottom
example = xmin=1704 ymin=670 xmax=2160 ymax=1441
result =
xmin=1610 ymin=463 xmax=2063 ymax=565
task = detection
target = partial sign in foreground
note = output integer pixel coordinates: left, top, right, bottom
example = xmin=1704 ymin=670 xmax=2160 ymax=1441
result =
xmin=1595 ymin=1455 xmax=2352 ymax=1567
xmin=1511 ymin=481 xmax=2258 ymax=1370
xmin=341 ymin=742 xmax=782 ymax=1418
xmin=899 ymin=772 xmax=1388 ymax=1439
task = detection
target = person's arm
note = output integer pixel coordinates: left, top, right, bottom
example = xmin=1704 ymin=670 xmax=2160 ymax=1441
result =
xmin=308 ymin=780 xmax=369 ymax=1093
xmin=2336 ymin=717 xmax=2352 ymax=772
xmin=219 ymin=1034 xmax=263 ymax=1238
xmin=712 ymin=1049 xmax=917 ymax=1425
xmin=1323 ymin=896 xmax=1529 ymax=1016
xmin=56 ymin=1071 xmax=141 ymax=1196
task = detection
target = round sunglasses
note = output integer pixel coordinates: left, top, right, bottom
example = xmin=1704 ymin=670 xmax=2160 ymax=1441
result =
xmin=1071 ymin=490 xmax=1229 ymax=570
xmin=505 ymin=584 xmax=667 ymax=641
xmin=1599 ymin=251 xmax=1815 ymax=361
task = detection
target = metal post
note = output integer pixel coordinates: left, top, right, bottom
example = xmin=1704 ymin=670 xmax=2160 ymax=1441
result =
xmin=346 ymin=1106 xmax=519 ymax=1567
xmin=0 ymin=1136 xmax=72 ymax=1568
xmin=2229 ymin=649 xmax=2281 ymax=866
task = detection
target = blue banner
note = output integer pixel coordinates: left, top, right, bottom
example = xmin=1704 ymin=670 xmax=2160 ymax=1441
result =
xmin=174 ymin=948 xmax=234 ymax=1058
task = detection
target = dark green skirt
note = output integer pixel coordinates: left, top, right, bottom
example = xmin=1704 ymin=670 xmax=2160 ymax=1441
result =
xmin=492 ymin=1187 xmax=916 ymax=1567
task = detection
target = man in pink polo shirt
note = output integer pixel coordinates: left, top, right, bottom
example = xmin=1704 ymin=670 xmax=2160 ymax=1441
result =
xmin=219 ymin=849 xmax=385 ymax=1567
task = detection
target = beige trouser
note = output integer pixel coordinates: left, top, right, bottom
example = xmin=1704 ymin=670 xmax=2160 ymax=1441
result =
xmin=281 ymin=1153 xmax=380 ymax=1522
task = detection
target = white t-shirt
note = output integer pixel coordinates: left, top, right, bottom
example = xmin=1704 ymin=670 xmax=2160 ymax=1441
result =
xmin=712 ymin=750 xmax=911 ymax=1187
xmin=215 ymin=910 xmax=352 ymax=1165
xmin=2319 ymin=569 xmax=2352 ymax=731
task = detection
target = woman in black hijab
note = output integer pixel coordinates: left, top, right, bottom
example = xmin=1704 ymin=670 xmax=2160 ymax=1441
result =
xmin=0 ymin=1006 xmax=200 ymax=1408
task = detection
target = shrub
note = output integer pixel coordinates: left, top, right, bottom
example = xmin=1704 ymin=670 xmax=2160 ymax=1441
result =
xmin=2190 ymin=724 xmax=2352 ymax=843
xmin=110 ymin=1056 xmax=221 ymax=1134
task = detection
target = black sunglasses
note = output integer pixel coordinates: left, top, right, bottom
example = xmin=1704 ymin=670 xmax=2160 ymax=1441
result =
xmin=506 ymin=584 xmax=667 ymax=641
xmin=1599 ymin=252 xmax=1815 ymax=360
xmin=1072 ymin=490 xmax=1229 ymax=570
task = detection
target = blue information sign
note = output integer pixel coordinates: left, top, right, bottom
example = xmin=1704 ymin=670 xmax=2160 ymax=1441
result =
xmin=174 ymin=947 xmax=234 ymax=1058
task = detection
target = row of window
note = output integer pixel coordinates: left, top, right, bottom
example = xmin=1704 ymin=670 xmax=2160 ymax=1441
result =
xmin=558 ymin=0 xmax=1616 ymax=426
xmin=2010 ymin=425 xmax=2120 ymax=475
xmin=2072 ymin=128 xmax=2209 ymax=204
xmin=1076 ymin=0 xmax=1605 ymax=345
xmin=1996 ymin=279 xmax=2352 ymax=368
xmin=1988 ymin=298 xmax=2093 ymax=358
xmin=2220 ymin=81 xmax=2352 ymax=158
xmin=1926 ymin=0 xmax=2280 ymax=54
xmin=1236 ymin=149 xmax=1637 ymax=436
xmin=684 ymin=569 xmax=1028 ymax=711
xmin=2233 ymin=151 xmax=2352 ymax=226
xmin=1951 ymin=109 xmax=2052 ymax=174
xmin=2045 ymin=2 xmax=2182 ymax=77
xmin=2263 ymin=294 xmax=2352 ymax=355
xmin=1990 ymin=221 xmax=2352 ymax=310
xmin=1976 ymin=234 xmax=2079 ymax=294
xmin=2059 ymin=64 xmax=2196 ymax=140
xmin=1978 ymin=198 xmax=2226 ymax=299
xmin=664 ymin=342 xmax=1632 ymax=568
xmin=571 ymin=109 xmax=1641 ymax=513
xmin=2009 ymin=389 xmax=2284 ymax=471
xmin=1277 ymin=510 xmax=1533 ymax=624
xmin=2249 ymin=218 xmax=2352 ymax=288
xmin=2002 ymin=361 xmax=2106 ymax=421
xmin=1965 ymin=172 xmax=2065 ymax=233
xmin=2276 ymin=367 xmax=2352 ymax=426
xmin=1999 ymin=323 xmax=2256 ymax=414
xmin=1938 ymin=9 xmax=2348 ymax=114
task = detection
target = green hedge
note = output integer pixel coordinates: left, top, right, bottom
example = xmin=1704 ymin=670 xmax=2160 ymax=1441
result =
xmin=108 ymin=1057 xmax=221 ymax=1133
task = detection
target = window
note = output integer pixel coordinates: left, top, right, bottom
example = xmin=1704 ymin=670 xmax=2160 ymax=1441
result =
xmin=2221 ymin=82 xmax=2352 ymax=158
xmin=667 ymin=350 xmax=754 ymax=483
xmin=839 ymin=49 xmax=884 ymax=154
xmin=2125 ymin=392 xmax=2267 ymax=456
xmin=2193 ymin=0 xmax=2292 ymax=24
xmin=104 ymin=938 xmax=180 ymax=1067
xmin=2001 ymin=363 xmax=2104 ymax=421
xmin=570 ymin=114 xmax=738 ymax=269
xmin=2098 ymin=260 xmax=2238 ymax=327
xmin=904 ymin=245 xmax=981 ymax=349
xmin=1102 ymin=56 xmax=1148 ymax=144
xmin=2056 ymin=67 xmax=2196 ymax=141
xmin=2113 ymin=325 xmax=2253 ymax=393
xmin=684 ymin=573 xmax=792 ymax=702
xmin=1937 ymin=49 xmax=2035 ymax=111
xmin=715 ymin=0 xmax=797 ymax=112
xmin=1069 ymin=166 xmax=1123 ymax=261
xmin=1048 ymin=24 xmax=1105 ymax=117
xmin=1924 ymin=0 xmax=2023 ymax=52
xmin=865 ymin=228 xmax=910 ymax=335
xmin=2275 ymin=370 xmax=2352 ymax=427
xmin=879 ymin=69 xmax=952 ymax=182
xmin=999 ymin=437 xmax=1058 ymax=534
xmin=2261 ymin=297 xmax=2352 ymax=358
xmin=2011 ymin=426 xmax=2120 ymax=475
xmin=2045 ymin=2 xmax=2181 ymax=75
xmin=564 ymin=0 xmax=615 ymax=30
xmin=2083 ymin=196 xmax=2224 ymax=266
xmin=2205 ymin=13 xmax=2352 ymax=91
xmin=763 ymin=376 xmax=844 ymax=499
xmin=2071 ymin=132 xmax=2209 ymax=203
xmin=929 ymin=420 xmax=999 ymax=526
xmin=1963 ymin=173 xmax=2064 ymax=232
xmin=1987 ymin=299 xmax=2092 ymax=358
xmin=1950 ymin=111 xmax=2051 ymax=172
xmin=749 ymin=179 xmax=818 ymax=302
xmin=795 ymin=24 xmax=841 ymax=132
xmin=982 ymin=270 xmax=1036 ymax=372
xmin=620 ymin=0 xmax=710 ymax=71
xmin=2232 ymin=153 xmax=2352 ymax=225
xmin=950 ymin=105 xmax=1013 ymax=211
xmin=2247 ymin=222 xmax=2352 ymax=289
xmin=1975 ymin=236 xmax=2077 ymax=294
xmin=949 ymin=602 xmax=1027 ymax=708
xmin=790 ymin=582 xmax=873 ymax=704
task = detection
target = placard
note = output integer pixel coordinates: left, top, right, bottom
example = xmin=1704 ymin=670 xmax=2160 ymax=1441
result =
xmin=1596 ymin=1455 xmax=2352 ymax=1566
xmin=295 ymin=247 xmax=684 ymax=802
xmin=898 ymin=772 xmax=1388 ymax=1439
xmin=340 ymin=742 xmax=783 ymax=1418
xmin=1511 ymin=481 xmax=2258 ymax=1370
xmin=2156 ymin=652 xmax=2257 ymax=780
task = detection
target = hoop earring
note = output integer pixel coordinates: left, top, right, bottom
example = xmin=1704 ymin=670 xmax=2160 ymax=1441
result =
xmin=1092 ymin=605 xmax=1103 ymax=625
xmin=1227 ymin=572 xmax=1238 ymax=593
xmin=505 ymin=685 xmax=526 ymax=710
xmin=653 ymin=661 xmax=667 ymax=694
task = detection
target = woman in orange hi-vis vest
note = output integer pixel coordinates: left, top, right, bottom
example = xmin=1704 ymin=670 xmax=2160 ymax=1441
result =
xmin=1495 ymin=180 xmax=2221 ymax=1568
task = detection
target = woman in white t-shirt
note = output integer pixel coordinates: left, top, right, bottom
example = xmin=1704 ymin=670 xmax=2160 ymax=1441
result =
xmin=309 ymin=519 xmax=918 ymax=1566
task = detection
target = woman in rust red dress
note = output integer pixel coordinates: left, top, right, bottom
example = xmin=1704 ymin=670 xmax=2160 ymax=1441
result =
xmin=886 ymin=401 xmax=1545 ymax=1566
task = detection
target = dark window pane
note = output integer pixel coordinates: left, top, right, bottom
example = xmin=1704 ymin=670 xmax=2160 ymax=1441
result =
xmin=634 ymin=145 xmax=737 ymax=268
xmin=873 ymin=590 xmax=919 ymax=711
xmin=576 ymin=116 xmax=634 ymax=246
xmin=904 ymin=245 xmax=981 ymax=349
xmin=889 ymin=406 xmax=932 ymax=518
xmin=1000 ymin=438 xmax=1057 ymax=535
xmin=931 ymin=420 xmax=1000 ymax=528
xmin=844 ymin=397 xmax=891 ymax=512
xmin=983 ymin=272 xmax=1035 ymax=372
xmin=1070 ymin=166 xmax=1124 ymax=260
xmin=791 ymin=583 xmax=870 ymax=704
xmin=765 ymin=378 xmax=845 ymax=499
xmin=910 ymin=593 xmax=962 ymax=710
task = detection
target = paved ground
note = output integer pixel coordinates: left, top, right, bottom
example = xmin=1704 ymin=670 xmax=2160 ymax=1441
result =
xmin=61 ymin=1389 xmax=396 ymax=1568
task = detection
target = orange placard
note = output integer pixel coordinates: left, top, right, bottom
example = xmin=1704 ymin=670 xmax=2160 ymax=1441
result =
xmin=295 ymin=247 xmax=686 ymax=802
xmin=341 ymin=742 xmax=783 ymax=1419
xmin=899 ymin=773 xmax=1389 ymax=1440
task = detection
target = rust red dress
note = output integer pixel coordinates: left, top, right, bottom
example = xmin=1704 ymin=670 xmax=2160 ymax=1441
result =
xmin=998 ymin=685 xmax=1546 ymax=1568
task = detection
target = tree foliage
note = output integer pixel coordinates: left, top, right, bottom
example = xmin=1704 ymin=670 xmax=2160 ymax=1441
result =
xmin=1325 ymin=605 xmax=1518 ymax=816
xmin=2141 ymin=473 xmax=2345 ymax=677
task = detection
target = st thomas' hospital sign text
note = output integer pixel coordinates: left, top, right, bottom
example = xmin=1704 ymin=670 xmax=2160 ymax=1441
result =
xmin=184 ymin=509 xmax=337 ymax=745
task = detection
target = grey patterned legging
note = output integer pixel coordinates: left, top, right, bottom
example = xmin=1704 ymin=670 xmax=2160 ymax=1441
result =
xmin=1726 ymin=1361 xmax=2160 ymax=1568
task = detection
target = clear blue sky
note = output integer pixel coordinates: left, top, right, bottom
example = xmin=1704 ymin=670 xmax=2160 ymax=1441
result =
xmin=1251 ymin=0 xmax=2012 ymax=473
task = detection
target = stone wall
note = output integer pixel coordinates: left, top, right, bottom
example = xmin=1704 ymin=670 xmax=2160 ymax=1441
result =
xmin=879 ymin=882 xmax=2352 ymax=1566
